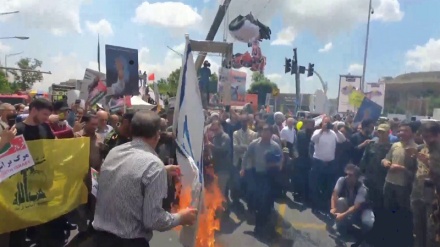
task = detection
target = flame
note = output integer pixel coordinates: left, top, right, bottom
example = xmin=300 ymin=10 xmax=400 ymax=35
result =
xmin=173 ymin=165 xmax=225 ymax=247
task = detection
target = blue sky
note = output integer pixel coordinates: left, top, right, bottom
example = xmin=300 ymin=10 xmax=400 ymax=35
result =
xmin=0 ymin=0 xmax=439 ymax=98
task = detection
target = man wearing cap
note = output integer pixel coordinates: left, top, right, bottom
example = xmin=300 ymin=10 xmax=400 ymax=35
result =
xmin=48 ymin=101 xmax=79 ymax=138
xmin=360 ymin=124 xmax=392 ymax=207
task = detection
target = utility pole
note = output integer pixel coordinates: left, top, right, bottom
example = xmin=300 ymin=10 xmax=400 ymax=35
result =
xmin=194 ymin=0 xmax=232 ymax=69
xmin=283 ymin=48 xmax=314 ymax=113
xmin=361 ymin=0 xmax=373 ymax=91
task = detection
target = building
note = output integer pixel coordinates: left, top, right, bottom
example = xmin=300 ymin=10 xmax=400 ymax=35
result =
xmin=266 ymin=93 xmax=313 ymax=113
xmin=59 ymin=79 xmax=81 ymax=89
xmin=384 ymin=71 xmax=440 ymax=116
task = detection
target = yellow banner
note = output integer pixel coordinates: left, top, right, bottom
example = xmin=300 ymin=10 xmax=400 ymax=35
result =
xmin=349 ymin=90 xmax=365 ymax=108
xmin=0 ymin=137 xmax=90 ymax=233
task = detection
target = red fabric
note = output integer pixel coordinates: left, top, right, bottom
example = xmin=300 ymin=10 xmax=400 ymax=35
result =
xmin=148 ymin=73 xmax=155 ymax=81
xmin=48 ymin=121 xmax=74 ymax=139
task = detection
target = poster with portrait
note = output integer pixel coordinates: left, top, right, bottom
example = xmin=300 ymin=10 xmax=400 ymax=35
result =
xmin=364 ymin=82 xmax=386 ymax=111
xmin=217 ymin=68 xmax=247 ymax=106
xmin=81 ymin=68 xmax=107 ymax=106
xmin=105 ymin=45 xmax=139 ymax=97
xmin=353 ymin=97 xmax=382 ymax=125
xmin=337 ymin=75 xmax=362 ymax=113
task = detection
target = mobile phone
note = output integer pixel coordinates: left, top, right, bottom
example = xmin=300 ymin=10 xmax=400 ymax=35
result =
xmin=7 ymin=116 xmax=16 ymax=127
xmin=225 ymin=105 xmax=231 ymax=113
xmin=326 ymin=122 xmax=334 ymax=130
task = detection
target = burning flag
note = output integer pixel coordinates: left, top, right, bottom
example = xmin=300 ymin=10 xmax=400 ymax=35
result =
xmin=173 ymin=36 xmax=224 ymax=247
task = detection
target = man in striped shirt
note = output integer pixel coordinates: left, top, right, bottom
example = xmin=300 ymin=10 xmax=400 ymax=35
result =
xmin=92 ymin=111 xmax=197 ymax=247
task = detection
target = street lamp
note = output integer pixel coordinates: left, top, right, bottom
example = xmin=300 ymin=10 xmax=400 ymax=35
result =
xmin=5 ymin=52 xmax=23 ymax=76
xmin=361 ymin=0 xmax=373 ymax=91
xmin=0 ymin=36 xmax=29 ymax=40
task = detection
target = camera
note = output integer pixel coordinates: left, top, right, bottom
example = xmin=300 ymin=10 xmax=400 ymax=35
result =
xmin=326 ymin=122 xmax=334 ymax=130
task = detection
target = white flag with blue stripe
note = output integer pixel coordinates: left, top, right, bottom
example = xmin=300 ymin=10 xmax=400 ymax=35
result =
xmin=173 ymin=38 xmax=204 ymax=247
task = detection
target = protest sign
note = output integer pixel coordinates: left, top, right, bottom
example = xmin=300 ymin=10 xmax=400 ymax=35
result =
xmin=0 ymin=135 xmax=34 ymax=183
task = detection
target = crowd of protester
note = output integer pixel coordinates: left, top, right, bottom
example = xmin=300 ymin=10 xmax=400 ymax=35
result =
xmin=0 ymin=97 xmax=440 ymax=247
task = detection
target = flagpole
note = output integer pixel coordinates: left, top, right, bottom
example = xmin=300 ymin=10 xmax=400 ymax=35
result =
xmin=98 ymin=34 xmax=101 ymax=72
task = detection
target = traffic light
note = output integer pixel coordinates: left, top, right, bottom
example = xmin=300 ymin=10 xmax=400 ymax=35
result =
xmin=284 ymin=58 xmax=292 ymax=74
xmin=299 ymin=66 xmax=306 ymax=74
xmin=307 ymin=63 xmax=314 ymax=77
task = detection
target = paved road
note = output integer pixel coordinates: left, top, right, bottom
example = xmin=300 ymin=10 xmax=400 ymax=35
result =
xmin=67 ymin=194 xmax=355 ymax=247
xmin=150 ymin=194 xmax=355 ymax=247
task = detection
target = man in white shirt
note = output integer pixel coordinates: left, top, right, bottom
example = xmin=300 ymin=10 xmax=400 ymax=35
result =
xmin=309 ymin=116 xmax=346 ymax=209
xmin=280 ymin=117 xmax=296 ymax=155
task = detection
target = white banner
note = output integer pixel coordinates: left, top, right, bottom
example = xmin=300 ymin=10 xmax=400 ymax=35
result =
xmin=217 ymin=68 xmax=247 ymax=105
xmin=337 ymin=75 xmax=362 ymax=113
xmin=0 ymin=135 xmax=34 ymax=183
xmin=365 ymin=82 xmax=386 ymax=112
xmin=173 ymin=40 xmax=205 ymax=247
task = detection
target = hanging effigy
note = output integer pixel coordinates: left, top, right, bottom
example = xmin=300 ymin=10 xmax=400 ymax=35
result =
xmin=230 ymin=41 xmax=266 ymax=73
xmin=228 ymin=12 xmax=271 ymax=43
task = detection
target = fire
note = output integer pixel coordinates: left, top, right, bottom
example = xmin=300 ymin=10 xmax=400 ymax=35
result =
xmin=173 ymin=165 xmax=225 ymax=247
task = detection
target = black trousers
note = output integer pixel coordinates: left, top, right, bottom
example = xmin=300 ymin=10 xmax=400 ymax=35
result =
xmin=94 ymin=231 xmax=150 ymax=247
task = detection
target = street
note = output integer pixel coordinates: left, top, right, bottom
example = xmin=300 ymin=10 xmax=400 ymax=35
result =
xmin=149 ymin=194 xmax=355 ymax=247
xmin=67 ymin=194 xmax=355 ymax=247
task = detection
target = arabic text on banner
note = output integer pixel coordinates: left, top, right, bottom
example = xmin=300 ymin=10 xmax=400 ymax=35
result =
xmin=0 ymin=137 xmax=90 ymax=234
xmin=0 ymin=135 xmax=34 ymax=183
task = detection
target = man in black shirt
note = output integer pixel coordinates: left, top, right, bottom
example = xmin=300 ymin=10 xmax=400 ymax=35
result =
xmin=9 ymin=99 xmax=68 ymax=247
xmin=15 ymin=98 xmax=55 ymax=140
xmin=350 ymin=119 xmax=374 ymax=166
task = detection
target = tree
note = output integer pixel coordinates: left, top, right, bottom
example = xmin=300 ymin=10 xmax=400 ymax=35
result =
xmin=10 ymin=58 xmax=44 ymax=90
xmin=247 ymin=72 xmax=279 ymax=106
xmin=0 ymin=71 xmax=12 ymax=93
xmin=208 ymin=72 xmax=218 ymax=94
xmin=157 ymin=68 xmax=218 ymax=97
xmin=155 ymin=68 xmax=180 ymax=97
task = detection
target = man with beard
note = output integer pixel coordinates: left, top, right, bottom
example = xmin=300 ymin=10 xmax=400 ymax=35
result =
xmin=206 ymin=120 xmax=232 ymax=207
xmin=411 ymin=121 xmax=440 ymax=247
xmin=48 ymin=101 xmax=82 ymax=139
xmin=350 ymin=119 xmax=375 ymax=166
xmin=10 ymin=99 xmax=69 ymax=247
xmin=72 ymin=114 xmax=103 ymax=232
xmin=0 ymin=103 xmax=16 ymax=133
xmin=103 ymin=112 xmax=133 ymax=159
xmin=330 ymin=164 xmax=374 ymax=236
xmin=360 ymin=124 xmax=392 ymax=209
xmin=381 ymin=121 xmax=419 ymax=247
xmin=358 ymin=124 xmax=392 ymax=246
